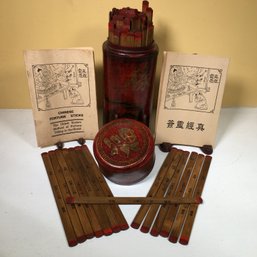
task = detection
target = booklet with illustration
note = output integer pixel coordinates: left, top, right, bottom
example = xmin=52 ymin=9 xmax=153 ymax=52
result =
xmin=24 ymin=48 xmax=99 ymax=147
xmin=155 ymin=52 xmax=229 ymax=148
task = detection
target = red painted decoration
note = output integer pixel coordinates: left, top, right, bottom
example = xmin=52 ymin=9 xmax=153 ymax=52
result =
xmin=93 ymin=118 xmax=155 ymax=185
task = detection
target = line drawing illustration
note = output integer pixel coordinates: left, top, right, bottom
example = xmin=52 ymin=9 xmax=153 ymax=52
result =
xmin=164 ymin=65 xmax=223 ymax=113
xmin=32 ymin=63 xmax=91 ymax=111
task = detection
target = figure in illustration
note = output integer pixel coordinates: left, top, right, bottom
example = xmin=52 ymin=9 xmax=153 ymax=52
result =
xmin=32 ymin=63 xmax=90 ymax=110
xmin=164 ymin=65 xmax=220 ymax=113
xmin=194 ymin=91 xmax=208 ymax=110
xmin=68 ymin=84 xmax=84 ymax=104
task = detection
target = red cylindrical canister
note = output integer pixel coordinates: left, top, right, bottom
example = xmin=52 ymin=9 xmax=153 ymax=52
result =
xmin=102 ymin=41 xmax=159 ymax=127
xmin=93 ymin=118 xmax=155 ymax=185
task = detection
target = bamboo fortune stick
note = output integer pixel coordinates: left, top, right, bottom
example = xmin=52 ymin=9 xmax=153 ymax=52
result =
xmin=160 ymin=154 xmax=204 ymax=238
xmin=140 ymin=150 xmax=184 ymax=233
xmin=41 ymin=152 xmax=78 ymax=247
xmin=72 ymin=147 xmax=114 ymax=236
xmin=179 ymin=155 xmax=212 ymax=245
xmin=55 ymin=150 xmax=95 ymax=239
xmin=131 ymin=147 xmax=178 ymax=229
xmin=62 ymin=148 xmax=104 ymax=238
xmin=108 ymin=1 xmax=154 ymax=47
xmin=48 ymin=150 xmax=87 ymax=243
xmin=150 ymin=150 xmax=192 ymax=236
xmin=66 ymin=196 xmax=203 ymax=205
xmin=80 ymin=145 xmax=129 ymax=231
xmin=168 ymin=154 xmax=205 ymax=243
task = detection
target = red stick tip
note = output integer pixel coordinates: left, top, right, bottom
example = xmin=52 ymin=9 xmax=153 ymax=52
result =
xmin=103 ymin=228 xmax=113 ymax=236
xmin=179 ymin=236 xmax=189 ymax=245
xmin=196 ymin=196 xmax=203 ymax=204
xmin=120 ymin=223 xmax=129 ymax=230
xmin=77 ymin=235 xmax=87 ymax=243
xmin=140 ymin=226 xmax=150 ymax=233
xmin=66 ymin=196 xmax=75 ymax=204
xmin=112 ymin=225 xmax=121 ymax=233
xmin=86 ymin=233 xmax=95 ymax=239
xmin=68 ymin=239 xmax=78 ymax=247
xmin=94 ymin=230 xmax=104 ymax=238
xmin=150 ymin=228 xmax=159 ymax=237
xmin=168 ymin=235 xmax=178 ymax=243
xmin=159 ymin=230 xmax=169 ymax=238
xmin=130 ymin=222 xmax=140 ymax=229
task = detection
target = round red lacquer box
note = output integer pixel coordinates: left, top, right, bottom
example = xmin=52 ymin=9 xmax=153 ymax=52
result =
xmin=93 ymin=118 xmax=155 ymax=185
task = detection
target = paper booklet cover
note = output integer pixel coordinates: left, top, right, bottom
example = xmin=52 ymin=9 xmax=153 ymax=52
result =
xmin=155 ymin=52 xmax=229 ymax=148
xmin=24 ymin=48 xmax=99 ymax=147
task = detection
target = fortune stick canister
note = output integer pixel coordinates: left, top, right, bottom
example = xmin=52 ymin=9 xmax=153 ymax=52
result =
xmin=103 ymin=1 xmax=159 ymax=127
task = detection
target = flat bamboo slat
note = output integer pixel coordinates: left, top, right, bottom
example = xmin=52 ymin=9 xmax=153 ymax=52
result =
xmin=130 ymin=148 xmax=178 ymax=229
xmin=140 ymin=150 xmax=184 ymax=233
xmin=66 ymin=196 xmax=203 ymax=205
xmin=179 ymin=155 xmax=212 ymax=245
xmin=42 ymin=152 xmax=78 ymax=247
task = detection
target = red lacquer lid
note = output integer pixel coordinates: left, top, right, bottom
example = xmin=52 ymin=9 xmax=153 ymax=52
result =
xmin=93 ymin=118 xmax=155 ymax=185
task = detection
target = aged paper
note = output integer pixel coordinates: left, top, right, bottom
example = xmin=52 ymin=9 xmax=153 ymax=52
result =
xmin=155 ymin=52 xmax=229 ymax=147
xmin=24 ymin=48 xmax=99 ymax=147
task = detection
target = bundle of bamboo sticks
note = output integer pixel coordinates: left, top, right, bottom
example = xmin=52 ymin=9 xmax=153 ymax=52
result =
xmin=42 ymin=145 xmax=128 ymax=247
xmin=42 ymin=145 xmax=211 ymax=246
xmin=131 ymin=148 xmax=212 ymax=245
xmin=108 ymin=1 xmax=154 ymax=47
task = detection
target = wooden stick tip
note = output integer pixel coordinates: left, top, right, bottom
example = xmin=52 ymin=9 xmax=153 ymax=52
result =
xmin=111 ymin=225 xmax=121 ymax=233
xmin=120 ymin=223 xmax=129 ymax=230
xmin=140 ymin=226 xmax=150 ymax=233
xmin=159 ymin=230 xmax=169 ymax=238
xmin=169 ymin=235 xmax=178 ymax=243
xmin=206 ymin=155 xmax=213 ymax=161
xmin=48 ymin=150 xmax=56 ymax=155
xmin=94 ymin=230 xmax=104 ymax=238
xmin=86 ymin=233 xmax=95 ymax=239
xmin=103 ymin=228 xmax=113 ymax=236
xmin=77 ymin=235 xmax=87 ymax=243
xmin=41 ymin=152 xmax=48 ymax=156
xmin=196 ymin=196 xmax=203 ymax=204
xmin=130 ymin=222 xmax=140 ymax=229
xmin=68 ymin=239 xmax=78 ymax=247
xmin=150 ymin=228 xmax=159 ymax=237
xmin=179 ymin=236 xmax=189 ymax=245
